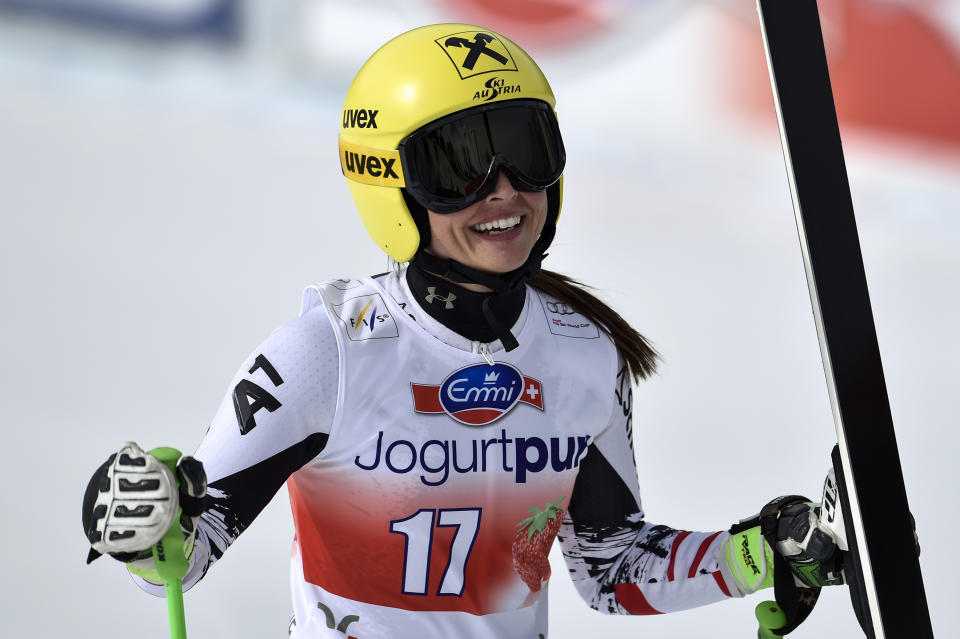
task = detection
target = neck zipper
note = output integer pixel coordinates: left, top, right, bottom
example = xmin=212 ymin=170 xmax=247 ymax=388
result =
xmin=478 ymin=342 xmax=495 ymax=366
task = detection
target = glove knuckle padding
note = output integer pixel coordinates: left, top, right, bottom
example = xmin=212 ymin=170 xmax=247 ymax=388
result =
xmin=769 ymin=501 xmax=843 ymax=590
xmin=775 ymin=504 xmax=827 ymax=558
xmin=805 ymin=529 xmax=836 ymax=561
xmin=176 ymin=456 xmax=207 ymax=516
xmin=82 ymin=442 xmax=179 ymax=557
xmin=779 ymin=505 xmax=811 ymax=543
xmin=174 ymin=455 xmax=208 ymax=536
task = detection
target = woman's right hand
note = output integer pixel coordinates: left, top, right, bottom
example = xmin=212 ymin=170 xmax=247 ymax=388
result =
xmin=82 ymin=442 xmax=207 ymax=570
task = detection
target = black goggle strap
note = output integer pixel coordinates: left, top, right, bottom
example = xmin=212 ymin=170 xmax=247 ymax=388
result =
xmin=338 ymin=137 xmax=406 ymax=188
xmin=481 ymin=296 xmax=520 ymax=351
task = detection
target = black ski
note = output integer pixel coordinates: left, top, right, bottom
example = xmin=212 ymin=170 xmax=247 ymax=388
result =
xmin=756 ymin=1 xmax=933 ymax=637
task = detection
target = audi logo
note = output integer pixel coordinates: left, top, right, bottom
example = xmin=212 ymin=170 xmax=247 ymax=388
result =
xmin=546 ymin=301 xmax=576 ymax=315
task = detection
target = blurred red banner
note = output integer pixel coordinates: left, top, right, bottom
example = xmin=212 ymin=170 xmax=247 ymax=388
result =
xmin=435 ymin=0 xmax=615 ymax=48
xmin=720 ymin=0 xmax=960 ymax=148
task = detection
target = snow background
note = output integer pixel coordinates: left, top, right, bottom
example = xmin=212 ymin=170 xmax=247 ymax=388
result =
xmin=0 ymin=1 xmax=956 ymax=637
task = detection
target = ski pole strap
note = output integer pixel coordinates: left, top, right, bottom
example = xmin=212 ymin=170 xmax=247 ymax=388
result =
xmin=730 ymin=495 xmax=820 ymax=636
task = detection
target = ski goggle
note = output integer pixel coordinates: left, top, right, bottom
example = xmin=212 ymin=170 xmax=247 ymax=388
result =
xmin=398 ymin=99 xmax=565 ymax=214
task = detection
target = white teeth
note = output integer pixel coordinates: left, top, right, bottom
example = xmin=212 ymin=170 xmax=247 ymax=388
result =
xmin=471 ymin=216 xmax=522 ymax=233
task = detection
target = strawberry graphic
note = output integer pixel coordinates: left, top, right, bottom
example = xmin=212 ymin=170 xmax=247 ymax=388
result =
xmin=512 ymin=495 xmax=566 ymax=592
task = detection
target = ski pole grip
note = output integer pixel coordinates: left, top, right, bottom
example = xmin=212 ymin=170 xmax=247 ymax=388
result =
xmin=756 ymin=600 xmax=786 ymax=639
xmin=149 ymin=447 xmax=182 ymax=474
xmin=147 ymin=447 xmax=189 ymax=639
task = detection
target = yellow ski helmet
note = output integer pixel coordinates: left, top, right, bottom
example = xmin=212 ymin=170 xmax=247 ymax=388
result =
xmin=339 ymin=24 xmax=564 ymax=263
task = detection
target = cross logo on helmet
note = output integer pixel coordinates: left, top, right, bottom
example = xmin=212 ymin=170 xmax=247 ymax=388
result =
xmin=436 ymin=30 xmax=518 ymax=79
xmin=444 ymin=33 xmax=507 ymax=69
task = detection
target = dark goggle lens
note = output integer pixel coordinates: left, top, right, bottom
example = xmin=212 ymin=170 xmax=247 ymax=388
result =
xmin=402 ymin=101 xmax=564 ymax=212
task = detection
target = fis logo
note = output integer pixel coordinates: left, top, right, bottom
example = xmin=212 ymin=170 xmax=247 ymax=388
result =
xmin=342 ymin=108 xmax=379 ymax=129
xmin=473 ymin=76 xmax=521 ymax=102
xmin=333 ymin=293 xmax=399 ymax=341
xmin=349 ymin=298 xmax=390 ymax=334
xmin=436 ymin=31 xmax=518 ymax=80
xmin=412 ymin=362 xmax=543 ymax=426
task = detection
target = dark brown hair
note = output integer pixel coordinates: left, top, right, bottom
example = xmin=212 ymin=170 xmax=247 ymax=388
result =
xmin=529 ymin=269 xmax=660 ymax=383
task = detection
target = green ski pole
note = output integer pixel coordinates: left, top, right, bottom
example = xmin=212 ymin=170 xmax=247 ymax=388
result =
xmin=147 ymin=447 xmax=190 ymax=639
xmin=755 ymin=600 xmax=786 ymax=639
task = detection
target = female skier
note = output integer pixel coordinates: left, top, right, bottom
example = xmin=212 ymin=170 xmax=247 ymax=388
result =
xmin=82 ymin=24 xmax=841 ymax=638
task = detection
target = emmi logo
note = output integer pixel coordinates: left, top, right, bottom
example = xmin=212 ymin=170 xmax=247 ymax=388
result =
xmin=343 ymin=151 xmax=399 ymax=179
xmin=342 ymin=108 xmax=378 ymax=129
xmin=411 ymin=362 xmax=544 ymax=426
xmin=473 ymin=77 xmax=520 ymax=102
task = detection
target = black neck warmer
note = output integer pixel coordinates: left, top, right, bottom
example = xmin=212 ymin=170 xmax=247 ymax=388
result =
xmin=406 ymin=263 xmax=526 ymax=347
xmin=400 ymin=182 xmax=560 ymax=350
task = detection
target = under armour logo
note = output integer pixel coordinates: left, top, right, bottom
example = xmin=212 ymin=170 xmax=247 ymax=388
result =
xmin=444 ymin=33 xmax=508 ymax=70
xmin=425 ymin=286 xmax=456 ymax=310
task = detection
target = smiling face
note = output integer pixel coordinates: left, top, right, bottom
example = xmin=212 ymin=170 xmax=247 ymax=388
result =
xmin=425 ymin=172 xmax=548 ymax=282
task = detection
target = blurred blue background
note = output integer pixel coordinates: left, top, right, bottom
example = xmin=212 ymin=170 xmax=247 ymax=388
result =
xmin=1 ymin=1 xmax=956 ymax=637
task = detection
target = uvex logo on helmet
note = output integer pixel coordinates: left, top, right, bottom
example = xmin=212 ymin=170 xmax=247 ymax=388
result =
xmin=338 ymin=138 xmax=405 ymax=188
xmin=343 ymin=152 xmax=398 ymax=179
xmin=342 ymin=108 xmax=379 ymax=129
xmin=473 ymin=76 xmax=521 ymax=102
xmin=412 ymin=363 xmax=543 ymax=426
xmin=436 ymin=30 xmax=518 ymax=80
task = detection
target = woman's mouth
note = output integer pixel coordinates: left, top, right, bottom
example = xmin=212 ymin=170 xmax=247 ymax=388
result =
xmin=470 ymin=215 xmax=523 ymax=235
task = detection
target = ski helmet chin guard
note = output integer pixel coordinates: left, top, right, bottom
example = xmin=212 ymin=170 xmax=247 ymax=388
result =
xmin=339 ymin=23 xmax=564 ymax=286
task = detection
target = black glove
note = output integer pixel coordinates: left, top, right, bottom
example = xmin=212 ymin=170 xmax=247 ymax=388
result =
xmin=719 ymin=495 xmax=841 ymax=636
xmin=774 ymin=501 xmax=844 ymax=588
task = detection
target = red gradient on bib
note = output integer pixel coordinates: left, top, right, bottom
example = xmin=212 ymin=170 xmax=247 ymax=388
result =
xmin=287 ymin=465 xmax=572 ymax=614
